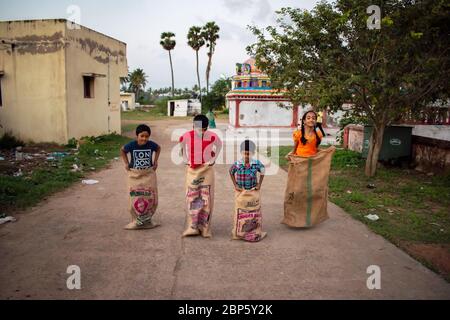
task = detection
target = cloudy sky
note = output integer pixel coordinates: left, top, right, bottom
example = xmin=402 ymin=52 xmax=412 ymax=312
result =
xmin=0 ymin=0 xmax=320 ymax=89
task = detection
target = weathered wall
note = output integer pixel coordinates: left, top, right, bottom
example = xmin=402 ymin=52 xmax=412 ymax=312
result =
xmin=347 ymin=125 xmax=364 ymax=153
xmin=0 ymin=20 xmax=68 ymax=143
xmin=65 ymin=24 xmax=127 ymax=140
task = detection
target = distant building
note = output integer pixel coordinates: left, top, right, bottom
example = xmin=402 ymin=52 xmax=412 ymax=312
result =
xmin=167 ymin=99 xmax=201 ymax=117
xmin=120 ymin=92 xmax=136 ymax=111
xmin=226 ymin=58 xmax=309 ymax=129
xmin=0 ymin=19 xmax=128 ymax=144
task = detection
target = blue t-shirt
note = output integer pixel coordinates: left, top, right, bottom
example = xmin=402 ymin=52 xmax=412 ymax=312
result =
xmin=123 ymin=140 xmax=160 ymax=170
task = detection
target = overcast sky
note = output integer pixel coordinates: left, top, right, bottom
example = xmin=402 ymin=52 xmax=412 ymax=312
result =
xmin=0 ymin=0 xmax=320 ymax=89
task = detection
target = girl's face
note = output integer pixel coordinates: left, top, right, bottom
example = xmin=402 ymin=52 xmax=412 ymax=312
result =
xmin=137 ymin=131 xmax=150 ymax=145
xmin=304 ymin=112 xmax=317 ymax=128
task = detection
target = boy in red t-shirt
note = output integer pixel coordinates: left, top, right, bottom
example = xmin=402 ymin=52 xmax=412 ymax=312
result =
xmin=179 ymin=115 xmax=222 ymax=168
xmin=179 ymin=115 xmax=223 ymax=238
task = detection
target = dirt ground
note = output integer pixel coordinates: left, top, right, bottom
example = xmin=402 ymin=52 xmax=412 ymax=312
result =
xmin=1 ymin=119 xmax=450 ymax=299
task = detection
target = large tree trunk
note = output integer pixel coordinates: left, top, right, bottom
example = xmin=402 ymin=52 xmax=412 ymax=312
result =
xmin=169 ymin=50 xmax=175 ymax=98
xmin=365 ymin=121 xmax=386 ymax=177
xmin=196 ymin=50 xmax=202 ymax=102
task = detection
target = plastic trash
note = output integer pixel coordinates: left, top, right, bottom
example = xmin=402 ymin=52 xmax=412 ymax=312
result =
xmin=0 ymin=216 xmax=17 ymax=225
xmin=82 ymin=179 xmax=99 ymax=185
xmin=365 ymin=214 xmax=380 ymax=221
xmin=15 ymin=147 xmax=24 ymax=161
xmin=71 ymin=164 xmax=81 ymax=172
xmin=13 ymin=169 xmax=23 ymax=177
xmin=49 ymin=152 xmax=68 ymax=160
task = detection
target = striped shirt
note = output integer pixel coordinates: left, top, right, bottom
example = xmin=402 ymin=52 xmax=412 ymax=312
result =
xmin=229 ymin=159 xmax=265 ymax=190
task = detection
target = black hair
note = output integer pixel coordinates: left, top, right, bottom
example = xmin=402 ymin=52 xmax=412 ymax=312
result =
xmin=136 ymin=124 xmax=151 ymax=136
xmin=300 ymin=111 xmax=321 ymax=147
xmin=240 ymin=140 xmax=256 ymax=153
xmin=193 ymin=115 xmax=209 ymax=129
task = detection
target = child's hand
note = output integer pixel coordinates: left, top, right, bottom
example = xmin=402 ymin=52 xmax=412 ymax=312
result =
xmin=124 ymin=163 xmax=130 ymax=171
xmin=153 ymin=161 xmax=158 ymax=171
xmin=235 ymin=187 xmax=243 ymax=192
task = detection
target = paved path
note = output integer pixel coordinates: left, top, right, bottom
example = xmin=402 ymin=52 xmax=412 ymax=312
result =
xmin=1 ymin=119 xmax=449 ymax=299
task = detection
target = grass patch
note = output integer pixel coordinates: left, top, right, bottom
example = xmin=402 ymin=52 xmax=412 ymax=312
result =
xmin=121 ymin=123 xmax=138 ymax=134
xmin=0 ymin=134 xmax=130 ymax=212
xmin=278 ymin=147 xmax=450 ymax=280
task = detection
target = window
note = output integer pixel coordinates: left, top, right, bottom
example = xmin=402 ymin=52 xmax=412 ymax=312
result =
xmin=83 ymin=76 xmax=95 ymax=98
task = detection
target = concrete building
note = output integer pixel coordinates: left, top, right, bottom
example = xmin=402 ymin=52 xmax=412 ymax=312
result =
xmin=167 ymin=99 xmax=201 ymax=117
xmin=226 ymin=58 xmax=307 ymax=129
xmin=0 ymin=19 xmax=128 ymax=144
xmin=120 ymin=92 xmax=135 ymax=111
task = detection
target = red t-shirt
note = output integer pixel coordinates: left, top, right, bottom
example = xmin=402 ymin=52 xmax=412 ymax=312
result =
xmin=179 ymin=130 xmax=222 ymax=169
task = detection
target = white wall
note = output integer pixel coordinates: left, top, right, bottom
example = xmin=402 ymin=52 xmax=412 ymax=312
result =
xmin=412 ymin=125 xmax=450 ymax=141
xmin=168 ymin=100 xmax=188 ymax=117
xmin=239 ymin=101 xmax=293 ymax=127
xmin=228 ymin=100 xmax=236 ymax=126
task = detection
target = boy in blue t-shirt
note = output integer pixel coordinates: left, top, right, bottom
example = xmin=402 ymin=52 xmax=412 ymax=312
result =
xmin=121 ymin=124 xmax=161 ymax=171
xmin=120 ymin=124 xmax=161 ymax=230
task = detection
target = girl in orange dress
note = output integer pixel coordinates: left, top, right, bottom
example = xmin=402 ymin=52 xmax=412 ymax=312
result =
xmin=291 ymin=111 xmax=324 ymax=157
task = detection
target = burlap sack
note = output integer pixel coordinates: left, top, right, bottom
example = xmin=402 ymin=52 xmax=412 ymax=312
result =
xmin=283 ymin=146 xmax=336 ymax=228
xmin=183 ymin=164 xmax=215 ymax=238
xmin=126 ymin=168 xmax=159 ymax=230
xmin=232 ymin=189 xmax=267 ymax=242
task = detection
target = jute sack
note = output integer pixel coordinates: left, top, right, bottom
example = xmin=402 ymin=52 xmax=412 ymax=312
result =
xmin=232 ymin=189 xmax=267 ymax=242
xmin=283 ymin=146 xmax=336 ymax=228
xmin=183 ymin=164 xmax=215 ymax=238
xmin=126 ymin=168 xmax=159 ymax=230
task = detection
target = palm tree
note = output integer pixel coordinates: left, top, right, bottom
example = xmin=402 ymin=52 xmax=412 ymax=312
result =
xmin=128 ymin=68 xmax=147 ymax=100
xmin=160 ymin=32 xmax=176 ymax=97
xmin=187 ymin=26 xmax=205 ymax=101
xmin=202 ymin=22 xmax=220 ymax=94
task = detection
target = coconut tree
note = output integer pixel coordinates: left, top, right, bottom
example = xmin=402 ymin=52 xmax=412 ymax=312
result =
xmin=188 ymin=26 xmax=205 ymax=101
xmin=160 ymin=32 xmax=176 ymax=97
xmin=127 ymin=68 xmax=147 ymax=101
xmin=202 ymin=22 xmax=220 ymax=94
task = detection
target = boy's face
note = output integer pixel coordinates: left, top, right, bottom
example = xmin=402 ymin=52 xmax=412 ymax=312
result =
xmin=194 ymin=125 xmax=207 ymax=136
xmin=137 ymin=131 xmax=150 ymax=145
xmin=241 ymin=150 xmax=253 ymax=163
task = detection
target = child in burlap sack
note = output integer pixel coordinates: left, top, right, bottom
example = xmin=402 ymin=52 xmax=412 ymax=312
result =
xmin=283 ymin=111 xmax=335 ymax=228
xmin=229 ymin=140 xmax=267 ymax=242
xmin=120 ymin=124 xmax=161 ymax=230
xmin=179 ymin=115 xmax=223 ymax=238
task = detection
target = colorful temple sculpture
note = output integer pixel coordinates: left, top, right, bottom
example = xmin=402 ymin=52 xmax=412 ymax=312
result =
xmin=226 ymin=58 xmax=299 ymax=129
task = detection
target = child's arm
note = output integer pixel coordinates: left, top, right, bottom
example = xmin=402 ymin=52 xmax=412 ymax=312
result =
xmin=229 ymin=171 xmax=242 ymax=192
xmin=256 ymin=174 xmax=265 ymax=190
xmin=179 ymin=141 xmax=189 ymax=165
xmin=209 ymin=136 xmax=223 ymax=166
xmin=120 ymin=147 xmax=130 ymax=171
xmin=290 ymin=141 xmax=299 ymax=155
xmin=153 ymin=145 xmax=161 ymax=171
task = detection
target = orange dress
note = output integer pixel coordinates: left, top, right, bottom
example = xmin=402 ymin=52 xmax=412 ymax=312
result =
xmin=293 ymin=128 xmax=324 ymax=157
